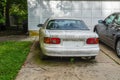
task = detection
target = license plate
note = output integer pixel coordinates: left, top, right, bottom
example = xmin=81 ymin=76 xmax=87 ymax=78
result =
xmin=63 ymin=41 xmax=84 ymax=48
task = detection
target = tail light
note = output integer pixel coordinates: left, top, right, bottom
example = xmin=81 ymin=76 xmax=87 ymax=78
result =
xmin=44 ymin=37 xmax=61 ymax=44
xmin=86 ymin=38 xmax=99 ymax=44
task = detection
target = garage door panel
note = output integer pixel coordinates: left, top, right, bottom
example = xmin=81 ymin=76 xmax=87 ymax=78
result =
xmin=28 ymin=7 xmax=40 ymax=17
xmin=71 ymin=10 xmax=81 ymax=18
xmin=72 ymin=1 xmax=82 ymax=10
xmin=112 ymin=10 xmax=120 ymax=13
xmin=81 ymin=1 xmax=92 ymax=10
xmin=49 ymin=1 xmax=62 ymax=10
xmin=28 ymin=0 xmax=120 ymax=31
xmin=111 ymin=2 xmax=120 ymax=10
xmin=61 ymin=1 xmax=72 ymax=10
xmin=82 ymin=10 xmax=92 ymax=18
xmin=92 ymin=10 xmax=102 ymax=18
xmin=42 ymin=17 xmax=49 ymax=23
xmin=92 ymin=18 xmax=100 ymax=25
xmin=102 ymin=10 xmax=112 ymax=17
xmin=28 ymin=16 xmax=40 ymax=23
xmin=102 ymin=1 xmax=112 ymax=10
xmin=28 ymin=22 xmax=40 ymax=30
xmin=91 ymin=1 xmax=102 ymax=10
xmin=42 ymin=9 xmax=53 ymax=18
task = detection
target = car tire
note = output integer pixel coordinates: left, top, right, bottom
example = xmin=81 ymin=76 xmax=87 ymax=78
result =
xmin=116 ymin=40 xmax=120 ymax=58
xmin=39 ymin=42 xmax=48 ymax=60
xmin=39 ymin=48 xmax=48 ymax=60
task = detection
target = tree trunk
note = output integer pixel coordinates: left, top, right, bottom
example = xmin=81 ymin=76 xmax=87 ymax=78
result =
xmin=5 ymin=0 xmax=10 ymax=27
xmin=0 ymin=0 xmax=6 ymax=31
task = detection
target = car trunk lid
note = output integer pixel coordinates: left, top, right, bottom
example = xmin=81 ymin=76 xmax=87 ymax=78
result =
xmin=46 ymin=30 xmax=97 ymax=48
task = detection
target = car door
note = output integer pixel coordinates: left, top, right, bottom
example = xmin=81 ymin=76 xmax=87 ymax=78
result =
xmin=104 ymin=14 xmax=117 ymax=47
xmin=105 ymin=24 xmax=116 ymax=47
xmin=97 ymin=23 xmax=107 ymax=42
xmin=98 ymin=14 xmax=116 ymax=44
xmin=101 ymin=14 xmax=116 ymax=46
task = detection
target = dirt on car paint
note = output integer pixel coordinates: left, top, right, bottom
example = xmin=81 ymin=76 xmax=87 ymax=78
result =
xmin=15 ymin=41 xmax=120 ymax=80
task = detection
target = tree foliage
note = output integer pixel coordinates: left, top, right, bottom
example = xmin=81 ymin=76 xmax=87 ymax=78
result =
xmin=0 ymin=0 xmax=27 ymax=26
xmin=10 ymin=0 xmax=28 ymax=24
xmin=10 ymin=0 xmax=28 ymax=18
xmin=0 ymin=0 xmax=6 ymax=24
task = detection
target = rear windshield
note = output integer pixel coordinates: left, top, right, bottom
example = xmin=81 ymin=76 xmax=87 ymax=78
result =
xmin=46 ymin=19 xmax=89 ymax=30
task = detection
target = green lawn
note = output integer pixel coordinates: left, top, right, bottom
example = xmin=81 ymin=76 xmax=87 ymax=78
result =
xmin=0 ymin=41 xmax=32 ymax=80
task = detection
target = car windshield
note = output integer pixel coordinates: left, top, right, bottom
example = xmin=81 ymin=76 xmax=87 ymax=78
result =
xmin=46 ymin=19 xmax=89 ymax=30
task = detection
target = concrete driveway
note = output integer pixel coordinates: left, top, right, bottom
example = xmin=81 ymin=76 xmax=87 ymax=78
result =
xmin=15 ymin=41 xmax=120 ymax=80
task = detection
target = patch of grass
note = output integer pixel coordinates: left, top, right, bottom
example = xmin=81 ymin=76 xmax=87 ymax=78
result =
xmin=0 ymin=41 xmax=32 ymax=80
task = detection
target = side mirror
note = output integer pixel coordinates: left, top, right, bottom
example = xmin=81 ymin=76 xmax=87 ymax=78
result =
xmin=98 ymin=20 xmax=104 ymax=23
xmin=37 ymin=24 xmax=43 ymax=27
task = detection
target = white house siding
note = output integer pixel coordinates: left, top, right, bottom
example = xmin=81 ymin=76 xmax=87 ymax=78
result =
xmin=27 ymin=0 xmax=120 ymax=35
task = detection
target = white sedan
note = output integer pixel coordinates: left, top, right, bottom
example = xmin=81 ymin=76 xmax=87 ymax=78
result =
xmin=38 ymin=17 xmax=99 ymax=59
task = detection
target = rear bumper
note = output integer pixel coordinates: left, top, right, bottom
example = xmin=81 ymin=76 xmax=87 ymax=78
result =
xmin=41 ymin=46 xmax=100 ymax=57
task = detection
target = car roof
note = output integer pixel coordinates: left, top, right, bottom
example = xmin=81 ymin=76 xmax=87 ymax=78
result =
xmin=49 ymin=16 xmax=81 ymax=20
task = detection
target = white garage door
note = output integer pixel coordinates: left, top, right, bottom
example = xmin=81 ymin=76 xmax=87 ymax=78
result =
xmin=28 ymin=0 xmax=120 ymax=30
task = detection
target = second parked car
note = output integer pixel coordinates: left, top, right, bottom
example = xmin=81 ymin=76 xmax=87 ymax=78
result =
xmin=94 ymin=12 xmax=120 ymax=58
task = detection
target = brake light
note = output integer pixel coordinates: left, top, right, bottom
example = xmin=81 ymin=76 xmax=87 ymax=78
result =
xmin=44 ymin=37 xmax=61 ymax=44
xmin=86 ymin=38 xmax=99 ymax=44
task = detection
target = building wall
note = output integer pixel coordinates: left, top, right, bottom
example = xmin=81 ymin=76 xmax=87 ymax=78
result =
xmin=27 ymin=0 xmax=120 ymax=36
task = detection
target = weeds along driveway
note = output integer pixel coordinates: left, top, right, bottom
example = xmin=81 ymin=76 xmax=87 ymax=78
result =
xmin=15 ymin=41 xmax=120 ymax=80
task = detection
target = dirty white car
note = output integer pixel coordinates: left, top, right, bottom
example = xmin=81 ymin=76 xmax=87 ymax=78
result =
xmin=38 ymin=17 xmax=99 ymax=59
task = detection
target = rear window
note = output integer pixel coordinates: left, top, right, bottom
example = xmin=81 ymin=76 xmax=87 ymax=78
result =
xmin=46 ymin=19 xmax=89 ymax=30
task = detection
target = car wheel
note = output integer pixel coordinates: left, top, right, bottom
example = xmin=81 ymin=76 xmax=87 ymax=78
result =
xmin=116 ymin=40 xmax=120 ymax=58
xmin=81 ymin=56 xmax=95 ymax=60
xmin=39 ymin=43 xmax=48 ymax=60
xmin=39 ymin=48 xmax=48 ymax=60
